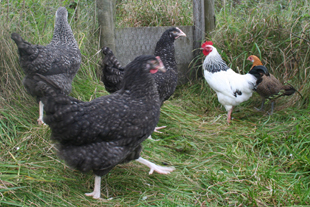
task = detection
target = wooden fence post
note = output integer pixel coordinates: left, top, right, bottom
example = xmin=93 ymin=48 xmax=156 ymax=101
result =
xmin=193 ymin=0 xmax=215 ymax=52
xmin=192 ymin=0 xmax=215 ymax=78
xmin=96 ymin=0 xmax=116 ymax=53
xmin=204 ymin=0 xmax=216 ymax=37
xmin=193 ymin=0 xmax=205 ymax=56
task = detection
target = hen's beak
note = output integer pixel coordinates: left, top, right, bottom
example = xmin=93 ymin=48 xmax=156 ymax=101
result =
xmin=94 ymin=48 xmax=102 ymax=56
xmin=175 ymin=27 xmax=187 ymax=38
xmin=155 ymin=56 xmax=166 ymax=73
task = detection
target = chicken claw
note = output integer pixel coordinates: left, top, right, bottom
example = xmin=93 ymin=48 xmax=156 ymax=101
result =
xmin=136 ymin=157 xmax=175 ymax=175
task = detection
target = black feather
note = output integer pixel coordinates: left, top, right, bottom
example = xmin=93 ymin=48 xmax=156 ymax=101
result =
xmin=249 ymin=65 xmax=270 ymax=86
xmin=233 ymin=89 xmax=242 ymax=97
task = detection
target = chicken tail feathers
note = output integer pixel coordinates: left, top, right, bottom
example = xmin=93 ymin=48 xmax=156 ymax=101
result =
xmin=100 ymin=47 xmax=125 ymax=93
xmin=279 ymin=84 xmax=303 ymax=99
xmin=11 ymin=33 xmax=34 ymax=55
xmin=33 ymin=73 xmax=62 ymax=97
xmin=101 ymin=47 xmax=123 ymax=70
xmin=11 ymin=33 xmax=24 ymax=46
xmin=33 ymin=73 xmax=82 ymax=115
xmin=267 ymin=84 xmax=296 ymax=100
xmin=282 ymin=84 xmax=296 ymax=96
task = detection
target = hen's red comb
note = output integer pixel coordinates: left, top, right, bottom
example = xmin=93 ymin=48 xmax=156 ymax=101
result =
xmin=201 ymin=41 xmax=213 ymax=47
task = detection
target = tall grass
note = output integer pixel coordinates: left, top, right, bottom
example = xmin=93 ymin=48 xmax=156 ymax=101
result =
xmin=1 ymin=0 xmax=310 ymax=206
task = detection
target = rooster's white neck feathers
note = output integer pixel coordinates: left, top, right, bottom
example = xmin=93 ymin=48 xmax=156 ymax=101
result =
xmin=203 ymin=46 xmax=230 ymax=73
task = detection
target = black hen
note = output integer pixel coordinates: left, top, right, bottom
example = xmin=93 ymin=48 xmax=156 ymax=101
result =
xmin=100 ymin=27 xmax=186 ymax=104
xmin=35 ymin=55 xmax=175 ymax=199
xmin=11 ymin=7 xmax=81 ymax=125
xmin=153 ymin=27 xmax=186 ymax=104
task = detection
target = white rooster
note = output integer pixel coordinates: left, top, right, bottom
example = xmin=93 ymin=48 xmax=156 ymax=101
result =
xmin=201 ymin=41 xmax=269 ymax=123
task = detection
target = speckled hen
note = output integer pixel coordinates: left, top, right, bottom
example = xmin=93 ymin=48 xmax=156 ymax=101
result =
xmin=11 ymin=7 xmax=81 ymax=125
xmin=35 ymin=55 xmax=175 ymax=199
xmin=152 ymin=27 xmax=186 ymax=104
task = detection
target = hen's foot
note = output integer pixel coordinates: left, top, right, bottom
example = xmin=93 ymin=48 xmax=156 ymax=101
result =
xmin=37 ymin=118 xmax=46 ymax=125
xmin=136 ymin=157 xmax=175 ymax=175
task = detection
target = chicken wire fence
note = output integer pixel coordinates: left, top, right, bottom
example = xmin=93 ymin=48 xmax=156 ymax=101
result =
xmin=114 ymin=26 xmax=194 ymax=84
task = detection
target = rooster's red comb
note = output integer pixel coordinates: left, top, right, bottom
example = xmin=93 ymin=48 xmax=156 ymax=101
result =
xmin=201 ymin=41 xmax=213 ymax=48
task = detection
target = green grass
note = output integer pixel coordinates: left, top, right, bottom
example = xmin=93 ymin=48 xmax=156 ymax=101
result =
xmin=1 ymin=0 xmax=310 ymax=206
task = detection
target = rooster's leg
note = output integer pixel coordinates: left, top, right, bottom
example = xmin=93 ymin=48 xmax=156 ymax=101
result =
xmin=37 ymin=101 xmax=46 ymax=125
xmin=227 ymin=107 xmax=233 ymax=123
xmin=136 ymin=157 xmax=175 ymax=175
xmin=85 ymin=175 xmax=101 ymax=199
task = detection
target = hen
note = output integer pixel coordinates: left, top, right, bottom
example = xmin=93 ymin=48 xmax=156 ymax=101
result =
xmin=11 ymin=7 xmax=81 ymax=125
xmin=101 ymin=27 xmax=186 ymax=104
xmin=35 ymin=55 xmax=175 ymax=199
xmin=201 ymin=41 xmax=269 ymax=123
xmin=247 ymin=55 xmax=296 ymax=114
xmin=153 ymin=27 xmax=186 ymax=104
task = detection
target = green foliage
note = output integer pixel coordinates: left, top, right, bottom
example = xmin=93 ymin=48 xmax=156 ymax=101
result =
xmin=0 ymin=0 xmax=310 ymax=206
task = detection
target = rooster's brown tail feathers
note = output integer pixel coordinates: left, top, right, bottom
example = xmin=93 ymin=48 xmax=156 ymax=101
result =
xmin=267 ymin=84 xmax=296 ymax=100
xmin=282 ymin=85 xmax=296 ymax=96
